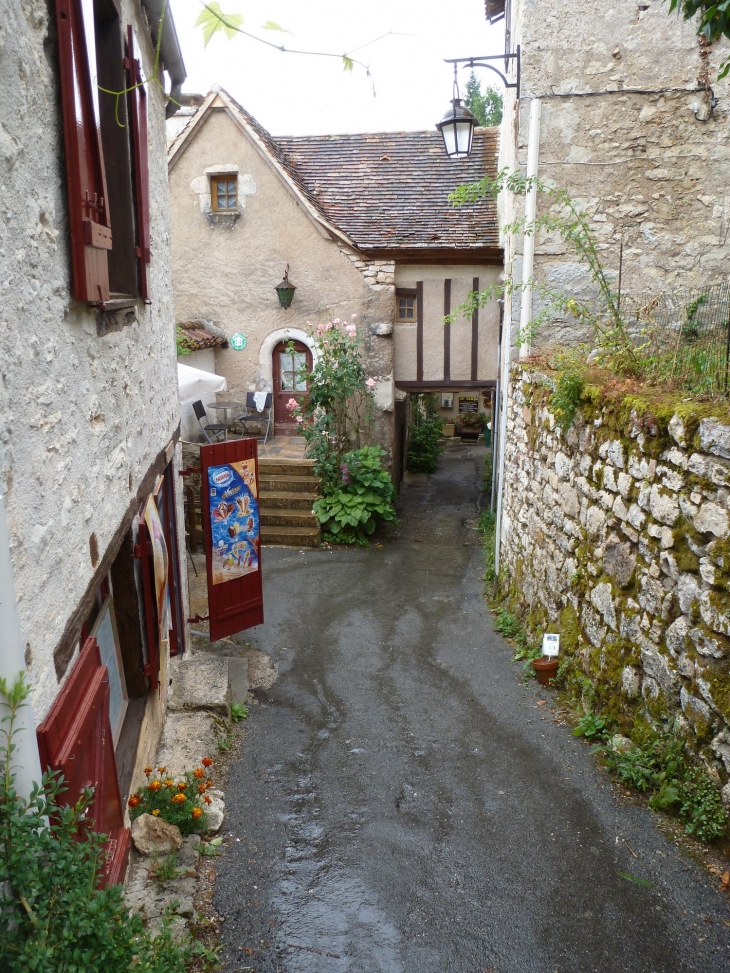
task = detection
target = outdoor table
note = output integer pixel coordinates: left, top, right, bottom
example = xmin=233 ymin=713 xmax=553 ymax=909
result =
xmin=205 ymin=400 xmax=245 ymax=439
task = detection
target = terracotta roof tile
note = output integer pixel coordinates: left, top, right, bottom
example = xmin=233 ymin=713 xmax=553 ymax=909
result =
xmin=275 ymin=129 xmax=500 ymax=253
xmin=178 ymin=321 xmax=228 ymax=350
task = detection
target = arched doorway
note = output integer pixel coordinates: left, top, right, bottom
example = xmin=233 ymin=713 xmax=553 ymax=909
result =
xmin=272 ymin=340 xmax=312 ymax=436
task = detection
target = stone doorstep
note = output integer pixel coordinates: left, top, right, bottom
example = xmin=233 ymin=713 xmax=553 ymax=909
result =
xmin=259 ymin=473 xmax=321 ymax=493
xmin=259 ymin=508 xmax=319 ymax=528
xmin=258 ymin=490 xmax=319 ymax=509
xmin=168 ymin=657 xmax=230 ymax=717
xmin=260 ymin=523 xmax=321 ymax=547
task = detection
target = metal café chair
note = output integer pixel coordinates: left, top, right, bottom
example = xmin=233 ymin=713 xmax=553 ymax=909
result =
xmin=192 ymin=399 xmax=227 ymax=443
xmin=239 ymin=392 xmax=273 ymax=444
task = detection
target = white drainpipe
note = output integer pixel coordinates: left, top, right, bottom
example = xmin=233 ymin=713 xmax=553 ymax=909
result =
xmin=0 ymin=490 xmax=43 ymax=798
xmin=495 ymin=98 xmax=541 ymax=574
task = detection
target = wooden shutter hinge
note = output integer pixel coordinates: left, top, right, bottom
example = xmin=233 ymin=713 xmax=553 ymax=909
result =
xmin=179 ymin=467 xmax=201 ymax=477
xmin=187 ymin=613 xmax=210 ymax=624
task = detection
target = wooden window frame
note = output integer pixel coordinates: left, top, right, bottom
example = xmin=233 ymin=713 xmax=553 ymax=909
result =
xmin=211 ymin=175 xmax=238 ymax=213
xmin=396 ymin=288 xmax=418 ymax=321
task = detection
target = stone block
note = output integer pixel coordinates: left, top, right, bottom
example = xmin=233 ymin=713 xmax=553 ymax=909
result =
xmin=586 ymin=505 xmax=606 ymax=536
xmin=693 ymin=501 xmax=729 ymax=537
xmin=690 ymin=625 xmax=728 ymax=659
xmin=699 ymin=417 xmax=730 ymax=459
xmin=640 ymin=644 xmax=678 ymax=698
xmin=582 ymin=603 xmax=606 ymax=647
xmin=649 ymin=484 xmax=680 ymax=525
xmin=680 ymin=687 xmax=713 ymax=726
xmin=638 ymin=574 xmax=664 ymax=617
xmin=676 ymin=572 xmax=702 ymax=615
xmin=607 ymin=440 xmax=625 ymax=468
xmin=699 ymin=590 xmax=730 ymax=636
xmin=665 ymin=615 xmax=690 ymax=657
xmin=168 ymin=658 xmax=230 ymax=718
xmin=603 ymin=539 xmax=636 ymax=588
xmin=668 ymin=413 xmax=686 ymax=446
xmin=591 ymin=581 xmax=617 ymax=630
xmin=622 ymin=667 xmax=641 ymax=697
xmin=617 ymin=472 xmax=633 ymax=498
xmin=558 ymin=481 xmax=579 ymax=517
xmin=555 ymin=450 xmax=572 ymax=480
xmin=627 ymin=503 xmax=646 ymax=530
xmin=612 ymin=495 xmax=629 ymax=521
xmin=156 ymin=712 xmax=219 ymax=780
xmin=131 ymin=815 xmax=183 ymax=857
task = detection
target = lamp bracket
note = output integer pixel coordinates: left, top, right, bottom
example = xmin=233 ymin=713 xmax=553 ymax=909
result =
xmin=444 ymin=46 xmax=521 ymax=100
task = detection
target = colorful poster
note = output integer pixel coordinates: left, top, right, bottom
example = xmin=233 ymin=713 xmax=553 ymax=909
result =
xmin=208 ymin=460 xmax=260 ymax=585
xmin=144 ymin=497 xmax=170 ymax=644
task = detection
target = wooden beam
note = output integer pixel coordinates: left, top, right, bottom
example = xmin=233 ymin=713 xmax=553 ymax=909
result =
xmin=396 ymin=380 xmax=496 ymax=391
xmin=471 ymin=276 xmax=479 ymax=381
xmin=443 ymin=278 xmax=451 ymax=382
xmin=416 ymin=280 xmax=423 ymax=382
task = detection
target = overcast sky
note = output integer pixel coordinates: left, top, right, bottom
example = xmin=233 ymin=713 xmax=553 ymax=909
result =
xmin=170 ymin=0 xmax=506 ymax=135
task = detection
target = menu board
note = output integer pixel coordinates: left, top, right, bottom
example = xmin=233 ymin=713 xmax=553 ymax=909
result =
xmin=459 ymin=396 xmax=479 ymax=414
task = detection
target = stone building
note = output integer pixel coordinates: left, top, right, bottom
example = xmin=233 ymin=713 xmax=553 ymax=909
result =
xmin=0 ymin=0 xmax=188 ymax=884
xmin=167 ymin=87 xmax=502 ymax=475
xmin=488 ymin=0 xmax=730 ymax=350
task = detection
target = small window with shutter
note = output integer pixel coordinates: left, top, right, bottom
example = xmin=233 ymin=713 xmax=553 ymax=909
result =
xmin=55 ymin=0 xmax=151 ymax=307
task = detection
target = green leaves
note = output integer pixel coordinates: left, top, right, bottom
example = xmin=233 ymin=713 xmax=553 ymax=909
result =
xmin=313 ymin=445 xmax=396 ymax=542
xmin=195 ymin=2 xmax=244 ymax=47
xmin=342 ymin=55 xmax=355 ymax=72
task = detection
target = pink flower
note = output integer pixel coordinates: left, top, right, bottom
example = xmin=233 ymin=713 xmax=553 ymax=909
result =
xmin=333 ymin=318 xmax=340 ymax=324
xmin=365 ymin=377 xmax=377 ymax=390
xmin=285 ymin=398 xmax=299 ymax=411
xmin=296 ymin=415 xmax=304 ymax=423
xmin=351 ymin=313 xmax=357 ymax=319
xmin=345 ymin=324 xmax=357 ymax=337
xmin=316 ymin=323 xmax=324 ymax=336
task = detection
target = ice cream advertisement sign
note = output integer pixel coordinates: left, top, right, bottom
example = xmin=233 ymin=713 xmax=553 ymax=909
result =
xmin=207 ymin=459 xmax=260 ymax=585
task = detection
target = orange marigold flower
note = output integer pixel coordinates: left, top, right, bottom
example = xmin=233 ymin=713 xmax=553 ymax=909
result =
xmin=193 ymin=768 xmax=204 ymax=779
xmin=201 ymin=757 xmax=213 ymax=767
xmin=198 ymin=784 xmax=206 ymax=794
xmin=191 ymin=807 xmax=203 ymax=819
xmin=164 ymin=779 xmax=174 ymax=788
xmin=149 ymin=780 xmax=162 ymax=792
xmin=206 ymin=780 xmax=214 ymax=789
xmin=204 ymin=795 xmax=212 ymax=804
xmin=128 ymin=795 xmax=141 ymax=807
xmin=144 ymin=767 xmax=153 ymax=776
xmin=152 ymin=809 xmax=160 ymax=816
xmin=157 ymin=766 xmax=166 ymax=773
xmin=177 ymin=781 xmax=187 ymax=791
xmin=171 ymin=793 xmax=186 ymax=804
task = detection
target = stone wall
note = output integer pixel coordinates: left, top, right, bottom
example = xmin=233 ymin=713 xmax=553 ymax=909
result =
xmin=500 ymin=0 xmax=730 ymax=350
xmin=500 ymin=366 xmax=730 ymax=794
xmin=0 ymin=0 xmax=182 ymax=721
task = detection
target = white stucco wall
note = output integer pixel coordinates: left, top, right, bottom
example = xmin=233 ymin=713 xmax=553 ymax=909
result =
xmin=393 ymin=264 xmax=501 ymax=383
xmin=168 ymin=103 xmax=396 ymax=457
xmin=0 ymin=0 xmax=181 ymax=721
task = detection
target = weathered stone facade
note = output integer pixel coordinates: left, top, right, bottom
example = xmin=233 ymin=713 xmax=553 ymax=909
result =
xmin=499 ymin=0 xmax=730 ymax=349
xmin=501 ymin=366 xmax=730 ymax=790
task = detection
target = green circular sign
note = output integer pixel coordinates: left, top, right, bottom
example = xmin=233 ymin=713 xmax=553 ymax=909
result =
xmin=229 ymin=332 xmax=247 ymax=351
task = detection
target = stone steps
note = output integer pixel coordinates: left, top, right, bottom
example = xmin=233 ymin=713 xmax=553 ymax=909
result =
xmin=257 ymin=456 xmax=321 ymax=547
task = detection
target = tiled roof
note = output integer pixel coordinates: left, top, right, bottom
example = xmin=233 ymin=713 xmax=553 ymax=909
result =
xmin=177 ymin=321 xmax=228 ymax=350
xmin=275 ymin=129 xmax=500 ymax=254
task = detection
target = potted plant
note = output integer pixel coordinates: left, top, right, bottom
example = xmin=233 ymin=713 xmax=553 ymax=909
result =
xmin=442 ymin=419 xmax=455 ymax=437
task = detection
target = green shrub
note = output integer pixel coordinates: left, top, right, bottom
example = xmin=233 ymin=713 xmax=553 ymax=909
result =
xmin=313 ymin=445 xmax=396 ymax=543
xmin=407 ymin=393 xmax=444 ymax=474
xmin=0 ymin=675 xmax=218 ymax=973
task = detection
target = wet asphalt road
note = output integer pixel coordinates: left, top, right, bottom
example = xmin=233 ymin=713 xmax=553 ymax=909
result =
xmin=215 ymin=444 xmax=730 ymax=973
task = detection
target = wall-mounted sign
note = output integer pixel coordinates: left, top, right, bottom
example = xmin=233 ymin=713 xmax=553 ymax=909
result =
xmin=230 ymin=332 xmax=247 ymax=351
xmin=542 ymin=634 xmax=560 ymax=657
xmin=208 ymin=460 xmax=260 ymax=585
xmin=459 ymin=396 xmax=479 ymax=414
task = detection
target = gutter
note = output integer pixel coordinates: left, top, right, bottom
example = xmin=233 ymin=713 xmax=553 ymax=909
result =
xmin=141 ymin=0 xmax=187 ymax=118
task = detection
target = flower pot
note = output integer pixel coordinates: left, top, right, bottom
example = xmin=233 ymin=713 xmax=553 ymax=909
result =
xmin=532 ymin=657 xmax=559 ymax=686
xmin=443 ymin=423 xmax=455 ymax=437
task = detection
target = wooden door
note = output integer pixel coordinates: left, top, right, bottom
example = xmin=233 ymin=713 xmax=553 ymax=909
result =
xmin=36 ymin=637 xmax=131 ymax=888
xmin=273 ymin=340 xmax=311 ymax=436
xmin=200 ymin=438 xmax=264 ymax=640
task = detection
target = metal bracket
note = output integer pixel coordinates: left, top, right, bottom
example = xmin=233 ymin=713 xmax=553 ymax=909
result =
xmin=445 ymin=46 xmax=521 ymax=100
xmin=187 ymin=613 xmax=210 ymax=624
xmin=179 ymin=467 xmax=201 ymax=477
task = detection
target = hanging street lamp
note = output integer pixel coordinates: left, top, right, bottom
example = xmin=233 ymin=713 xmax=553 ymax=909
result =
xmin=275 ymin=265 xmax=296 ymax=309
xmin=437 ymin=49 xmax=521 ymax=159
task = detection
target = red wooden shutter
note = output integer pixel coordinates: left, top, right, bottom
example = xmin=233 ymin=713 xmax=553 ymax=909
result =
xmin=55 ymin=0 xmax=113 ymax=304
xmin=127 ymin=26 xmax=151 ymax=302
xmin=37 ymin=638 xmax=131 ymax=888
xmin=201 ymin=439 xmax=265 ymax=640
xmin=136 ymin=516 xmax=160 ymax=690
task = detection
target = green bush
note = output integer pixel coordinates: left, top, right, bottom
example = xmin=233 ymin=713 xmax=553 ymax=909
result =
xmin=313 ymin=445 xmax=396 ymax=543
xmin=407 ymin=394 xmax=444 ymax=474
xmin=0 ymin=675 xmax=217 ymax=973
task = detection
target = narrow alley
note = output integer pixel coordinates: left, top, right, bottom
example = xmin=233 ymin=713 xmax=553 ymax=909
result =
xmin=214 ymin=446 xmax=729 ymax=973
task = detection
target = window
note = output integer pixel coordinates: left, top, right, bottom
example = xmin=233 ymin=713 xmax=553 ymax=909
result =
xmin=211 ymin=176 xmax=238 ymax=212
xmin=396 ymin=288 xmax=417 ymax=321
xmin=55 ymin=0 xmax=151 ymax=305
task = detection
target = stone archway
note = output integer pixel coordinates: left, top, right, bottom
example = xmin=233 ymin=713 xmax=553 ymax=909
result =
xmin=258 ymin=328 xmax=318 ymax=390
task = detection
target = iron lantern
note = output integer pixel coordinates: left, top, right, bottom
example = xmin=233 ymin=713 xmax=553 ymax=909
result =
xmin=275 ymin=265 xmax=296 ymax=309
xmin=436 ymin=98 xmax=477 ymax=160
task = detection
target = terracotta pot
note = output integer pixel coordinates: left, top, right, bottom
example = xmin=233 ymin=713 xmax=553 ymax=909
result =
xmin=532 ymin=657 xmax=559 ymax=686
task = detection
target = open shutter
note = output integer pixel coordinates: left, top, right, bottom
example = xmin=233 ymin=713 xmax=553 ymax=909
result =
xmin=127 ymin=26 xmax=151 ymax=302
xmin=136 ymin=516 xmax=160 ymax=690
xmin=201 ymin=438 xmax=264 ymax=640
xmin=37 ymin=638 xmax=131 ymax=888
xmin=55 ymin=0 xmax=113 ymax=304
